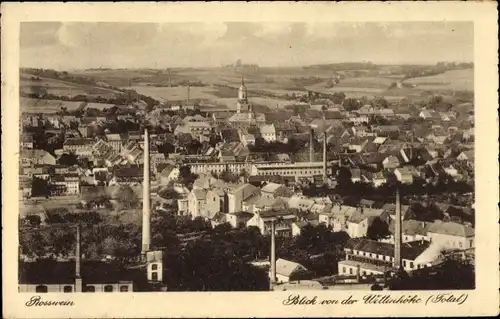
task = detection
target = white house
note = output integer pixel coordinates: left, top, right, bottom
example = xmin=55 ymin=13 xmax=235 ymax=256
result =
xmin=187 ymin=189 xmax=207 ymax=218
xmin=246 ymin=209 xmax=296 ymax=236
xmin=272 ymin=259 xmax=308 ymax=284
xmin=346 ymin=208 xmax=388 ymax=238
xmin=259 ymin=124 xmax=276 ymax=142
xmin=338 ymin=238 xmax=442 ymax=277
xmin=427 ymin=221 xmax=475 ymax=251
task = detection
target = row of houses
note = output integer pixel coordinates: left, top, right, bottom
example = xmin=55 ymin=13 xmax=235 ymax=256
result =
xmin=176 ymin=176 xmax=474 ymax=253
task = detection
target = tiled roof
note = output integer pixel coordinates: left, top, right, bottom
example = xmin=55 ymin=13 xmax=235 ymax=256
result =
xmin=427 ymin=221 xmax=474 ymax=237
xmin=64 ymin=138 xmax=94 ymax=146
xmin=388 ymin=219 xmax=431 ymax=236
xmin=261 ymin=182 xmax=283 ymax=194
xmin=275 ymin=258 xmax=307 ymax=277
xmin=345 ymin=238 xmax=431 ymax=260
xmin=348 ymin=208 xmax=385 ymax=223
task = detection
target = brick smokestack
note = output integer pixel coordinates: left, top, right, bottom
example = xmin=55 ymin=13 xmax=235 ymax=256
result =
xmin=394 ymin=189 xmax=402 ymax=270
xmin=309 ymin=128 xmax=314 ymax=162
xmin=141 ymin=129 xmax=151 ymax=258
xmin=323 ymin=131 xmax=327 ymax=183
xmin=270 ymin=219 xmax=277 ymax=290
xmin=75 ymin=224 xmax=82 ymax=292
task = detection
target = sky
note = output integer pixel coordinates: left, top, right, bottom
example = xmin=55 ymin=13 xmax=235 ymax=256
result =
xmin=20 ymin=21 xmax=474 ymax=70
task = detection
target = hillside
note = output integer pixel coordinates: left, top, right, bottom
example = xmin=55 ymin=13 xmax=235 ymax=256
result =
xmin=20 ymin=72 xmax=124 ymax=99
xmin=403 ymin=69 xmax=474 ymax=92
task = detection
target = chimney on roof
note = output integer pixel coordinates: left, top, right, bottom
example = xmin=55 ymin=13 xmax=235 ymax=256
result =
xmin=394 ymin=189 xmax=402 ymax=271
xmin=141 ymin=129 xmax=151 ymax=260
xmin=323 ymin=131 xmax=327 ymax=183
xmin=75 ymin=224 xmax=82 ymax=292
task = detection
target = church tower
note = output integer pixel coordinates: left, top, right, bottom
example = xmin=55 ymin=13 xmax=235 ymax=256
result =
xmin=237 ymin=76 xmax=249 ymax=113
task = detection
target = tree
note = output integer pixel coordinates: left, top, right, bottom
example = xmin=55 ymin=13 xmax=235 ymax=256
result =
xmin=366 ymin=217 xmax=391 ymax=240
xmin=30 ymin=85 xmax=48 ymax=98
xmin=391 ymin=254 xmax=474 ymax=290
xmin=158 ymin=187 xmax=181 ymax=200
xmin=218 ymin=170 xmax=240 ymax=183
xmin=24 ymin=215 xmax=42 ymax=228
xmin=164 ymin=239 xmax=269 ymax=291
xmin=57 ymin=152 xmax=78 ymax=166
xmin=343 ymin=98 xmax=362 ymax=111
xmin=177 ymin=166 xmax=198 ymax=190
xmin=115 ymin=185 xmax=139 ymax=209
xmin=31 ymin=177 xmax=50 ymax=198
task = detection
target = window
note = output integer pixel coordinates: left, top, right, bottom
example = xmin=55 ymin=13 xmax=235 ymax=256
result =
xmin=63 ymin=285 xmax=73 ymax=293
xmin=459 ymin=242 xmax=463 ymax=248
xmin=35 ymin=285 xmax=48 ymax=293
xmin=469 ymin=240 xmax=473 ymax=247
xmin=403 ymin=260 xmax=407 ymax=268
xmin=409 ymin=262 xmax=414 ymax=269
xmin=120 ymin=285 xmax=129 ymax=292
xmin=343 ymin=267 xmax=346 ymax=274
xmin=84 ymin=285 xmax=95 ymax=293
xmin=151 ymin=264 xmax=158 ymax=271
xmin=104 ymin=285 xmax=113 ymax=292
xmin=152 ymin=272 xmax=158 ymax=282
xmin=349 ymin=268 xmax=353 ymax=275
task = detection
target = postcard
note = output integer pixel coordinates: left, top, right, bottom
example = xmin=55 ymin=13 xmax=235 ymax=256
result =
xmin=1 ymin=1 xmax=499 ymax=318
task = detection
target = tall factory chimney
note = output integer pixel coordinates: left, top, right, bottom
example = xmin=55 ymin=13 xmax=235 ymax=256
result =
xmin=309 ymin=128 xmax=314 ymax=162
xmin=141 ymin=129 xmax=151 ymax=259
xmin=394 ymin=189 xmax=402 ymax=271
xmin=75 ymin=224 xmax=82 ymax=292
xmin=269 ymin=219 xmax=277 ymax=290
xmin=323 ymin=131 xmax=328 ymax=183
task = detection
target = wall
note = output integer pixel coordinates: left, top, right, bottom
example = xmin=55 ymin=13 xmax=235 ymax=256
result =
xmin=19 ymin=282 xmax=133 ymax=293
xmin=227 ymin=192 xmax=243 ymax=214
xmin=428 ymin=232 xmax=474 ymax=250
xmin=204 ymin=190 xmax=221 ymax=218
xmin=347 ymin=220 xmax=368 ymax=238
xmin=147 ymin=261 xmax=163 ymax=282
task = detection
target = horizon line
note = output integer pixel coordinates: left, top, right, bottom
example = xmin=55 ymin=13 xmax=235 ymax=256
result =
xmin=20 ymin=61 xmax=474 ymax=72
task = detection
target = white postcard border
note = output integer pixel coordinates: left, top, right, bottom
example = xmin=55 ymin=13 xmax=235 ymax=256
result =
xmin=2 ymin=2 xmax=499 ymax=318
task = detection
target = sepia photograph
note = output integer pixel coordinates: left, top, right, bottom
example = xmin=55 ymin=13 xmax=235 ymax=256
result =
xmin=17 ymin=20 xmax=476 ymax=293
xmin=2 ymin=2 xmax=498 ymax=318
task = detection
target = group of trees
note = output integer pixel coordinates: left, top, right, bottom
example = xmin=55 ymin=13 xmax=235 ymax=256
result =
xmin=157 ymin=187 xmax=181 ymax=200
xmin=343 ymin=98 xmax=363 ymax=111
xmin=214 ymin=170 xmax=241 ymax=184
xmin=249 ymin=136 xmax=308 ymax=154
xmin=275 ymin=224 xmax=350 ymax=278
xmin=115 ymin=185 xmax=140 ymax=210
xmin=389 ymin=254 xmax=475 ymax=290
xmin=335 ymin=167 xmax=473 ymax=200
xmin=31 ymin=177 xmax=53 ymax=198
xmin=163 ymin=238 xmax=269 ymax=291
xmin=22 ymin=68 xmax=161 ymax=112
xmin=177 ymin=166 xmax=198 ymax=190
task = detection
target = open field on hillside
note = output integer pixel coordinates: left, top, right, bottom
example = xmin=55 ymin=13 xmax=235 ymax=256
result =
xmin=39 ymin=67 xmax=473 ymax=109
xmin=124 ymin=84 xmax=291 ymax=110
xmin=20 ymin=97 xmax=83 ymax=113
xmin=125 ymin=85 xmax=220 ymax=102
xmin=403 ymin=69 xmax=473 ymax=92
xmin=21 ymin=73 xmax=124 ymax=98
xmin=20 ymin=97 xmax=121 ymax=114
